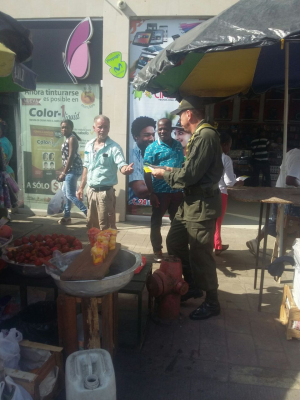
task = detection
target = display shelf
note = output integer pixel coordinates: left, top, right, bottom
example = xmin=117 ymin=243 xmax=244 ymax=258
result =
xmin=215 ymin=89 xmax=300 ymax=156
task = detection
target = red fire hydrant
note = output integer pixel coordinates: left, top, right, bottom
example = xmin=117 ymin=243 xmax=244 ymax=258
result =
xmin=147 ymin=256 xmax=189 ymax=320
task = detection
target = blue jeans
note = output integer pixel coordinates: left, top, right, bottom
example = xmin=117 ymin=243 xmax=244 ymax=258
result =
xmin=62 ymin=171 xmax=87 ymax=218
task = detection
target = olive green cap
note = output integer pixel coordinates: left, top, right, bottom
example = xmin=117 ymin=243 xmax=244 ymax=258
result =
xmin=170 ymin=96 xmax=205 ymax=115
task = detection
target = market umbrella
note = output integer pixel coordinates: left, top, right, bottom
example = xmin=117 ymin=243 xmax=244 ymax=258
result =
xmin=0 ymin=42 xmax=36 ymax=92
xmin=133 ymin=0 xmax=300 ymax=99
xmin=133 ymin=0 xmax=300 ymax=257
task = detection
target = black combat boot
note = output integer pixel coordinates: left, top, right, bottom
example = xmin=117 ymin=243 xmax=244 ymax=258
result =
xmin=189 ymin=289 xmax=220 ymax=320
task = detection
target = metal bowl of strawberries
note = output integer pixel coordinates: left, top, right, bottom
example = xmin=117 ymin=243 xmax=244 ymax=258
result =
xmin=2 ymin=233 xmax=83 ymax=278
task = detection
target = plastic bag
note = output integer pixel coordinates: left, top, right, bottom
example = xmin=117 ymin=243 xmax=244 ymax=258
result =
xmin=0 ymin=328 xmax=22 ymax=369
xmin=0 ymin=376 xmax=33 ymax=400
xmin=47 ymin=189 xmax=65 ymax=215
xmin=50 ymin=249 xmax=82 ymax=273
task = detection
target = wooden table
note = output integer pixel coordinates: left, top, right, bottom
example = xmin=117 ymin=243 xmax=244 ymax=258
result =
xmin=228 ymin=187 xmax=300 ymax=311
xmin=0 ymin=268 xmax=58 ymax=307
xmin=1 ymin=262 xmax=152 ymax=353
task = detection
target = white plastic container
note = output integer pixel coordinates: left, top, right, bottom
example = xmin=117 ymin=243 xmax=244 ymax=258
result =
xmin=65 ymin=349 xmax=116 ymax=400
xmin=292 ymin=239 xmax=300 ymax=309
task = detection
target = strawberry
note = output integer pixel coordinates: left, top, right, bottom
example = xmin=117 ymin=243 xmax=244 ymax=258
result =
xmin=36 ymin=234 xmax=44 ymax=242
xmin=29 ymin=235 xmax=36 ymax=243
xmin=14 ymin=239 xmax=22 ymax=247
xmin=22 ymin=237 xmax=29 ymax=244
xmin=61 ymin=245 xmax=69 ymax=253
xmin=60 ymin=238 xmax=67 ymax=245
xmin=0 ymin=225 xmax=12 ymax=239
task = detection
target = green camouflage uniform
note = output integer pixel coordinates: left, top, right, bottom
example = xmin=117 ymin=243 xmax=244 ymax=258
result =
xmin=163 ymin=121 xmax=223 ymax=294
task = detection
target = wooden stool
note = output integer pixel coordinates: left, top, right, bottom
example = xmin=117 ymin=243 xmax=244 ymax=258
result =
xmin=279 ymin=285 xmax=300 ymax=340
xmin=56 ymin=292 xmax=118 ymax=359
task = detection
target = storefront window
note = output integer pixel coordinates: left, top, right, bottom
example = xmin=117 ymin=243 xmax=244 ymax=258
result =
xmin=19 ymin=83 xmax=99 ymax=210
xmin=127 ymin=18 xmax=207 ymax=216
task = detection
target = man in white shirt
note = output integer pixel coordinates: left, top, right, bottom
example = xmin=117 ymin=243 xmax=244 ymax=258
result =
xmin=246 ymin=147 xmax=300 ymax=255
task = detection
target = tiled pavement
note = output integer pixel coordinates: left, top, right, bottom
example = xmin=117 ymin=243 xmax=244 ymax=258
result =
xmin=1 ymin=210 xmax=300 ymax=400
xmin=116 ymin=223 xmax=300 ymax=400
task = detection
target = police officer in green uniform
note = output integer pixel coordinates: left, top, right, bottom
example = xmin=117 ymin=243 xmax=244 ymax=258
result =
xmin=151 ymin=96 xmax=223 ymax=320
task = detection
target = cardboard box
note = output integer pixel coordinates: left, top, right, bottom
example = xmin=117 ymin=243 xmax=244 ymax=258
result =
xmin=4 ymin=340 xmax=64 ymax=400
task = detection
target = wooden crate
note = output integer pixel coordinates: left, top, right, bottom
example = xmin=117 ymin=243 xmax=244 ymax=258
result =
xmin=279 ymin=285 xmax=300 ymax=340
xmin=4 ymin=340 xmax=64 ymax=400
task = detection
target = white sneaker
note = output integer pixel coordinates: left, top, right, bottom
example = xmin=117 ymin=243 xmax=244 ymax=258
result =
xmin=246 ymin=239 xmax=258 ymax=256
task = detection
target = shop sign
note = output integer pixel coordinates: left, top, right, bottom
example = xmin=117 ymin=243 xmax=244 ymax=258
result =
xmin=62 ymin=17 xmax=93 ymax=84
xmin=19 ymin=83 xmax=99 ymax=210
xmin=105 ymin=51 xmax=127 ymax=78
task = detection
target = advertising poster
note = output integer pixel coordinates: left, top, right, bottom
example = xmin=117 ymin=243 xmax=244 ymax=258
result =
xmin=128 ymin=18 xmax=206 ymax=215
xmin=19 ymin=83 xmax=99 ymax=210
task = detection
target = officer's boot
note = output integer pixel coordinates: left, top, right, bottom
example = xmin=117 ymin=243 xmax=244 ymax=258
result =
xmin=189 ymin=289 xmax=220 ymax=320
xmin=181 ymin=265 xmax=203 ymax=302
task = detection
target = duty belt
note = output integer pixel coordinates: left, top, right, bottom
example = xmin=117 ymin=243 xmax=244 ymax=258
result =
xmin=90 ymin=186 xmax=112 ymax=192
xmin=184 ymin=183 xmax=219 ymax=197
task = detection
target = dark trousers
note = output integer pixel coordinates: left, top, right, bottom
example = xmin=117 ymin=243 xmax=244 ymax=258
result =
xmin=252 ymin=161 xmax=271 ymax=187
xmin=151 ymin=191 xmax=183 ymax=252
xmin=166 ymin=211 xmax=218 ymax=293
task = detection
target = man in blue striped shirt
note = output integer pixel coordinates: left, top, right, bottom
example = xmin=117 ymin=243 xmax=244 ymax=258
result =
xmin=144 ymin=118 xmax=184 ymax=261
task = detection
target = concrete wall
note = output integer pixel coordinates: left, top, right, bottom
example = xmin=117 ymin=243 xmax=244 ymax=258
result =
xmin=2 ymin=0 xmax=238 ymax=220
